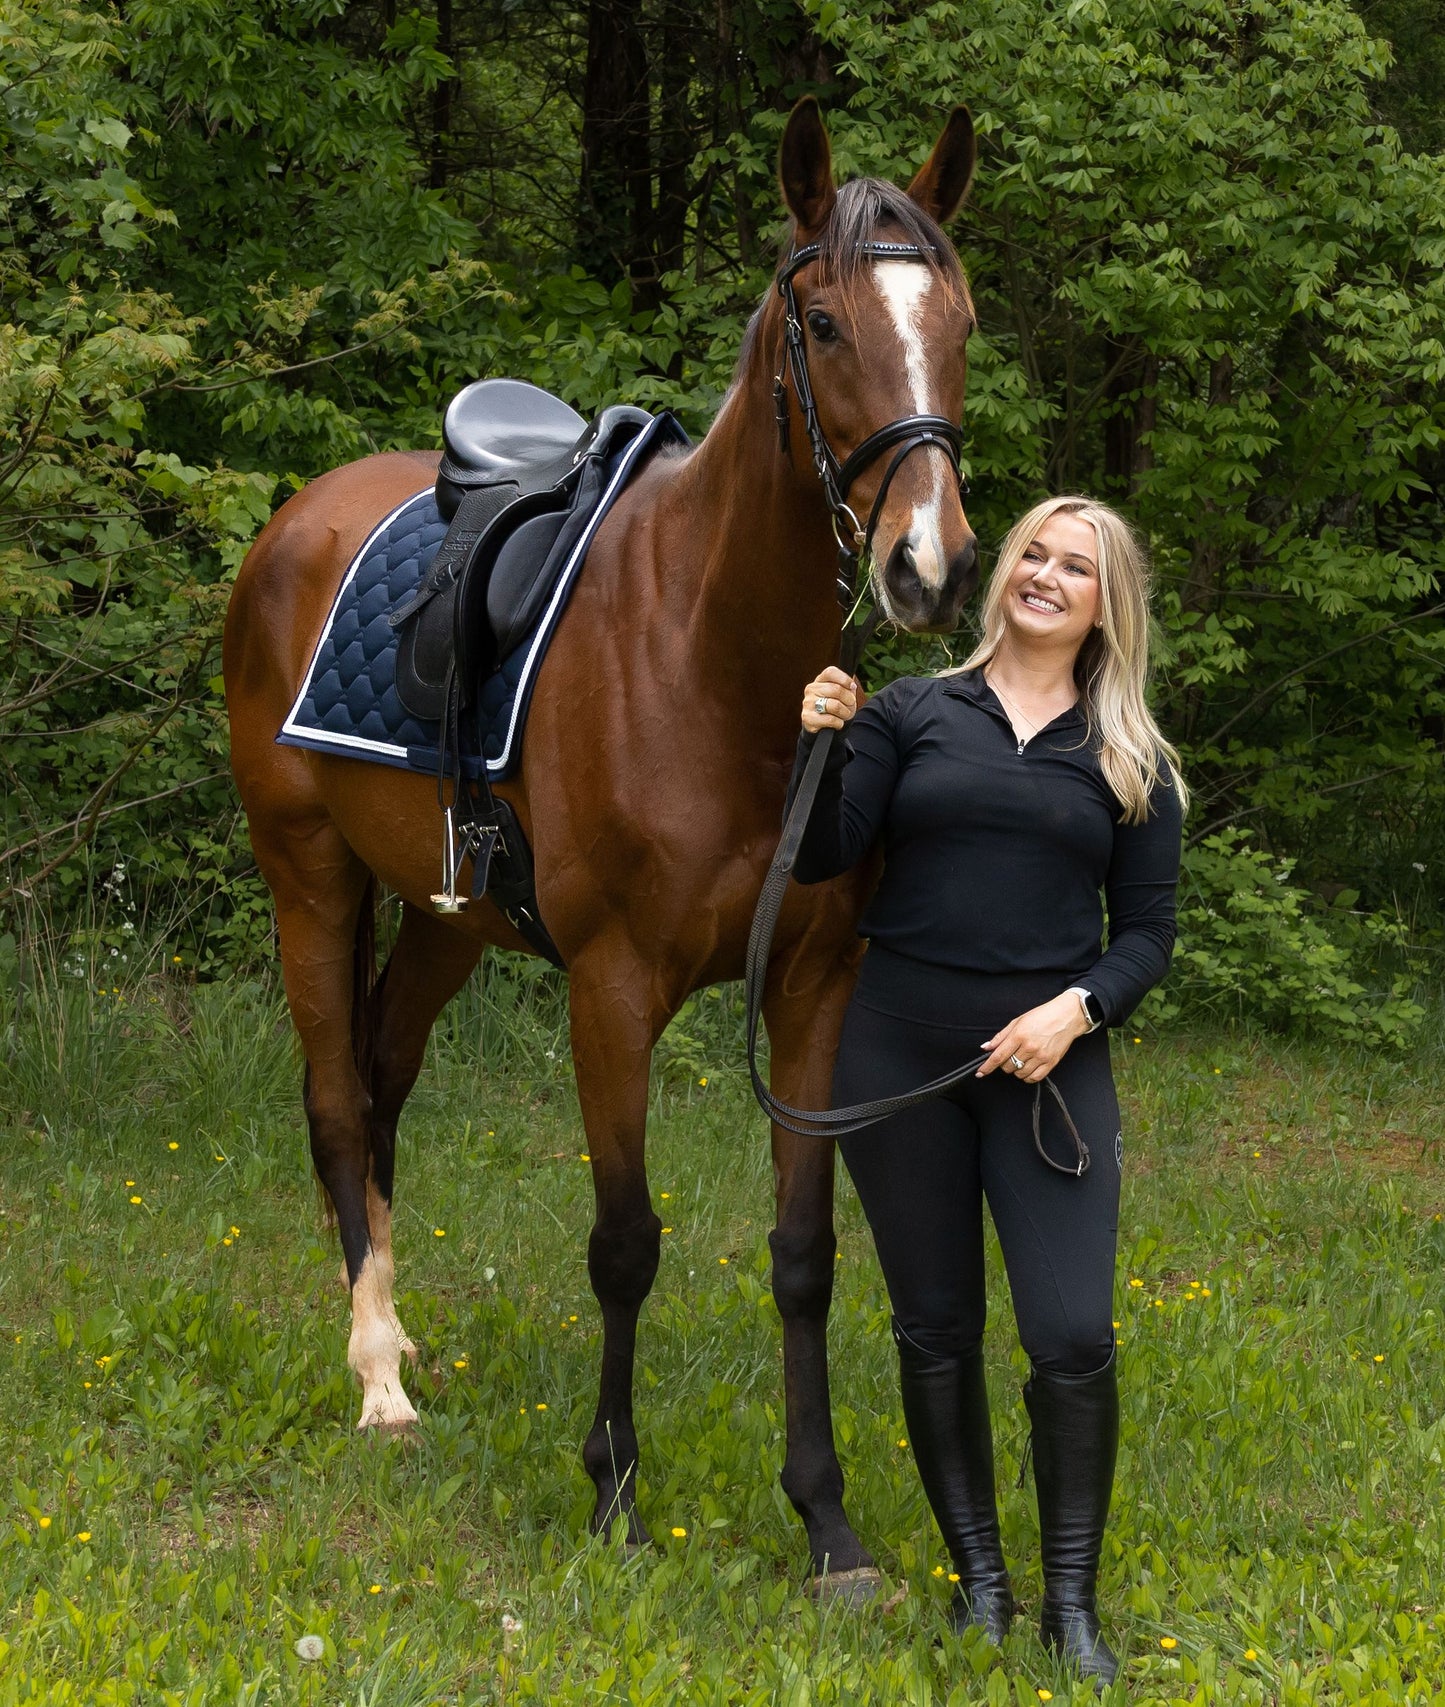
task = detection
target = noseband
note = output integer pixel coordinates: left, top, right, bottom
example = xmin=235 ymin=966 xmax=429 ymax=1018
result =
xmin=773 ymin=240 xmax=968 ymax=618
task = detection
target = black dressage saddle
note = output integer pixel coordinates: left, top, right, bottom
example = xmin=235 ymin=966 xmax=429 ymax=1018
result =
xmin=388 ymin=378 xmax=667 ymax=961
xmin=391 ymin=377 xmax=653 ymax=720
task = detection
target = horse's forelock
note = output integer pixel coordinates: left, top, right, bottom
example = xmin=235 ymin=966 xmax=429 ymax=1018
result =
xmin=789 ymin=177 xmax=972 ymax=323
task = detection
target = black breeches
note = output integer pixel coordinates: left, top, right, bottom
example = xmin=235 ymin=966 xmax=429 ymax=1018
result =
xmin=835 ymin=994 xmax=1121 ymax=1376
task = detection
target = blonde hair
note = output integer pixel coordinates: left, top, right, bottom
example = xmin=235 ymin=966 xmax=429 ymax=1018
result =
xmin=950 ymin=495 xmax=1188 ymax=825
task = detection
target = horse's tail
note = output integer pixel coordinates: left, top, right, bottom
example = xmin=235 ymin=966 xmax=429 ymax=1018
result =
xmin=350 ymin=874 xmax=379 ymax=1093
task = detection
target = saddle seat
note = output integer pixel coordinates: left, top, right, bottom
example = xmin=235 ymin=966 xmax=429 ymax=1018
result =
xmin=393 ymin=379 xmax=655 ymax=715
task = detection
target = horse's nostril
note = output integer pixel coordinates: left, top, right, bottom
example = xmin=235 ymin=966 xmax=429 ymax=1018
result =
xmin=900 ymin=540 xmax=918 ymax=576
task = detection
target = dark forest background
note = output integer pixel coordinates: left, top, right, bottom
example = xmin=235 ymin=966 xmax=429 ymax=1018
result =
xmin=2 ymin=0 xmax=1442 ymax=1041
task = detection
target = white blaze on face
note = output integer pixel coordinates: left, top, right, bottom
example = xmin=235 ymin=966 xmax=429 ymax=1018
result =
xmin=872 ymin=260 xmax=946 ymax=589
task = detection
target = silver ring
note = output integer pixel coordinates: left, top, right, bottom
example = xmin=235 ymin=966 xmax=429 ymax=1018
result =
xmin=1008 ymin=1054 xmax=1025 ymax=1071
xmin=814 ymin=697 xmax=829 ymax=715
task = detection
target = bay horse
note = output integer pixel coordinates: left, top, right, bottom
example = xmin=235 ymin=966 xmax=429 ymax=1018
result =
xmin=223 ymin=97 xmax=979 ymax=1591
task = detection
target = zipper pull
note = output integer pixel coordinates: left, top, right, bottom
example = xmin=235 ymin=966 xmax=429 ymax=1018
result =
xmin=1017 ymin=737 xmax=1025 ymax=756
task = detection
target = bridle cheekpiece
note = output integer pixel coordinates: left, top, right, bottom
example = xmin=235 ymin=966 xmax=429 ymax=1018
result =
xmin=774 ymin=239 xmax=968 ymax=627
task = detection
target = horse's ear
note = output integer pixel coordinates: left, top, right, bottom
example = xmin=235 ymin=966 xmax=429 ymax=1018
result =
xmin=906 ymin=106 xmax=976 ymax=224
xmin=779 ymin=96 xmax=837 ymax=234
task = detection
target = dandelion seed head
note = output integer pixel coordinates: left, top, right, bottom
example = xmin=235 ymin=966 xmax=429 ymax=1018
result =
xmin=295 ymin=1634 xmax=324 ymax=1661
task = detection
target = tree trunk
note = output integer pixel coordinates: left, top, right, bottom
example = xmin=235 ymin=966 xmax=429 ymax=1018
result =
xmin=578 ymin=0 xmax=651 ymax=291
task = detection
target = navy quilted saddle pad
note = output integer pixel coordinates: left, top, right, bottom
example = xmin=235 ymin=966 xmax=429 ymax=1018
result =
xmin=277 ymin=417 xmax=669 ymax=781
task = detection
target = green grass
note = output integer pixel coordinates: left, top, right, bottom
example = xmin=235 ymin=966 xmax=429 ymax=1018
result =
xmin=1 ymin=969 xmax=1443 ymax=1704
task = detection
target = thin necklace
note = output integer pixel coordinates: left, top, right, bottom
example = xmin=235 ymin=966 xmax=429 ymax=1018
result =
xmin=985 ymin=671 xmax=1042 ymax=741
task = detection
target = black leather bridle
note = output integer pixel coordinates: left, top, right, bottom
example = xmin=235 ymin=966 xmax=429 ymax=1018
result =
xmin=773 ymin=239 xmax=968 ymax=624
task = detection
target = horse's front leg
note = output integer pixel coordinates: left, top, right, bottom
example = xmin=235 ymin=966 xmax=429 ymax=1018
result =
xmin=764 ymin=933 xmax=880 ymax=1599
xmin=568 ymin=949 xmax=670 ymax=1546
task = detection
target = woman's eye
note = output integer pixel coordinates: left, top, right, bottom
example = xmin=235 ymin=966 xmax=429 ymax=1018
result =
xmin=806 ymin=311 xmax=837 ymax=343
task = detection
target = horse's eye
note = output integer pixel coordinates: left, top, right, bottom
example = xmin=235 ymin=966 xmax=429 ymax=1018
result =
xmin=806 ymin=311 xmax=837 ymax=344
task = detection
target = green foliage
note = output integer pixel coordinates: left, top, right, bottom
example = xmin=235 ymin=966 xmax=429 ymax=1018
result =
xmin=1 ymin=979 xmax=1443 ymax=1700
xmin=1156 ymin=831 xmax=1424 ymax=1045
xmin=1 ymin=0 xmax=1441 ymax=1035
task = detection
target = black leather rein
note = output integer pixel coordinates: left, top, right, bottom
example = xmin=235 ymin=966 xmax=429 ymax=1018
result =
xmin=742 ymin=238 xmax=1090 ymax=1175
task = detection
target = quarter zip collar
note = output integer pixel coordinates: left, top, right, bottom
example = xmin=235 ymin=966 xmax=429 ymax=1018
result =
xmin=939 ymin=668 xmax=1087 ymax=739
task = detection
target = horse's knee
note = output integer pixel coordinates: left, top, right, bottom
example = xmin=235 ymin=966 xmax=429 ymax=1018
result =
xmin=769 ymin=1223 xmax=836 ymax=1321
xmin=588 ymin=1212 xmax=661 ymax=1309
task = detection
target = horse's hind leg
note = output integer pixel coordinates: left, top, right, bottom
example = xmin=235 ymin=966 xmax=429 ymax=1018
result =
xmin=359 ymin=902 xmax=483 ymax=1397
xmin=253 ymin=812 xmax=411 ymax=1426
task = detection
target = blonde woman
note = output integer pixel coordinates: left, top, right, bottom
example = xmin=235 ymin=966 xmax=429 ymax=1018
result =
xmin=795 ymin=496 xmax=1186 ymax=1684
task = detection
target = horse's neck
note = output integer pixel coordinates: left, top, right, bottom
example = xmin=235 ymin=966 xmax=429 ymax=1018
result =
xmin=664 ymin=374 xmax=842 ymax=754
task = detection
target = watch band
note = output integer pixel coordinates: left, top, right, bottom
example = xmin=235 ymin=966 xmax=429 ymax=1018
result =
xmin=1067 ymin=986 xmax=1102 ymax=1032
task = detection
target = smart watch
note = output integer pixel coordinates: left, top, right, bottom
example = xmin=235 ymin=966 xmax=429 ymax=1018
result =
xmin=1067 ymin=986 xmax=1104 ymax=1032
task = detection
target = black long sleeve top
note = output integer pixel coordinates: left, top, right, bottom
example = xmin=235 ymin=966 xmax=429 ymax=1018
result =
xmin=788 ymin=670 xmax=1182 ymax=1026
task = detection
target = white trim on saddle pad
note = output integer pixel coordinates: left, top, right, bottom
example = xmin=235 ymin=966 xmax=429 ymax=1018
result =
xmin=277 ymin=420 xmax=664 ymax=778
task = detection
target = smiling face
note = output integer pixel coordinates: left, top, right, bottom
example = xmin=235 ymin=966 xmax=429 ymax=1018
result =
xmin=999 ymin=510 xmax=1102 ymax=658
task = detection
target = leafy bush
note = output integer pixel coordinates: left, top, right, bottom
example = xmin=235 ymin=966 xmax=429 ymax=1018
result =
xmin=1154 ymin=830 xmax=1424 ymax=1045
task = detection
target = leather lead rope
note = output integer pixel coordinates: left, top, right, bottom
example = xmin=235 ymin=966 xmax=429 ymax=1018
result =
xmin=742 ymin=730 xmax=1089 ymax=1173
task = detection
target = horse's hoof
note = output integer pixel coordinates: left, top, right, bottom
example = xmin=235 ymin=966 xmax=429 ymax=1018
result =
xmin=356 ymin=1388 xmax=419 ymax=1432
xmin=810 ymin=1566 xmax=885 ymax=1609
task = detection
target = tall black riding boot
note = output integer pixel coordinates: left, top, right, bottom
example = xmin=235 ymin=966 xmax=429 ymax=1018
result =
xmin=1023 ymin=1352 xmax=1120 ymax=1687
xmin=894 ymin=1322 xmax=1014 ymax=1644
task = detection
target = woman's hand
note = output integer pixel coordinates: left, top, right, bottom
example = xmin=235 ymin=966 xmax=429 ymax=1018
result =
xmin=801 ymin=665 xmax=861 ymax=734
xmin=977 ymin=993 xmax=1091 ymax=1083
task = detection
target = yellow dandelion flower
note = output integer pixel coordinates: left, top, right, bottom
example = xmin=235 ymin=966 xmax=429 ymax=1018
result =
xmin=1132 ymin=1036 xmax=1141 ymax=1044
xmin=1244 ymin=1648 xmax=1257 ymax=1661
xmin=1373 ymin=1354 xmax=1385 ymax=1364
xmin=77 ymin=1531 xmax=91 ymax=1542
xmin=947 ymin=1572 xmax=960 ymax=1583
xmin=1201 ymin=1287 xmax=1212 ymax=1297
xmin=718 ymin=1257 xmax=729 ymax=1265
xmin=453 ymin=1358 xmax=467 ymax=1369
xmin=535 ymin=1402 xmax=547 ymax=1411
xmin=671 ymin=1526 xmax=687 ymax=1538
xmin=1038 ymin=1693 xmax=1053 ymax=1703
xmin=1154 ymin=1299 xmax=1164 ymax=1308
xmin=931 ymin=1565 xmax=944 ymax=1577
xmin=1128 ymin=1277 xmax=1144 ymax=1289
xmin=230 ymin=1226 xmax=240 ymax=1237
xmin=368 ymin=1584 xmax=382 ymax=1595
xmin=83 ymin=1381 xmax=91 ymax=1389
xmin=433 ymin=1227 xmax=445 ymax=1238
xmin=1189 ymin=1280 xmax=1200 ymax=1289
xmin=167 ymin=1142 xmax=179 ymax=1151
xmin=214 ymin=1154 xmax=225 ymax=1163
xmin=96 ymin=1355 xmax=110 ymax=1365
xmin=698 ymin=1077 xmax=708 ymax=1087
xmin=897 ymin=1438 xmax=908 ymax=1449
xmin=1160 ymin=1635 xmax=1178 ymax=1650
xmin=660 ymin=1192 xmax=670 ymax=1200
xmin=569 ymin=1315 xmax=578 ymax=1322
xmin=579 ymin=1153 xmax=590 ymax=1162
xmin=1212 ymin=1067 xmax=1221 ymax=1075
xmin=172 ymin=955 xmax=182 ymax=964
xmin=38 ymin=1516 xmax=51 ymax=1529
xmin=125 ymin=1179 xmax=135 ymax=1187
xmin=130 ymin=1195 xmax=143 ymax=1205
xmin=662 ymin=1226 xmax=673 ymax=1234
xmin=1112 ymin=1320 xmax=1121 ymax=1330
xmin=1252 ymin=1150 xmax=1261 ymax=1158
xmin=222 ymin=1237 xmax=232 ymax=1247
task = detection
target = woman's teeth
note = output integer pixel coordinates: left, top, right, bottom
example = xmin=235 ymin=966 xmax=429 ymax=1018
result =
xmin=1023 ymin=592 xmax=1062 ymax=613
